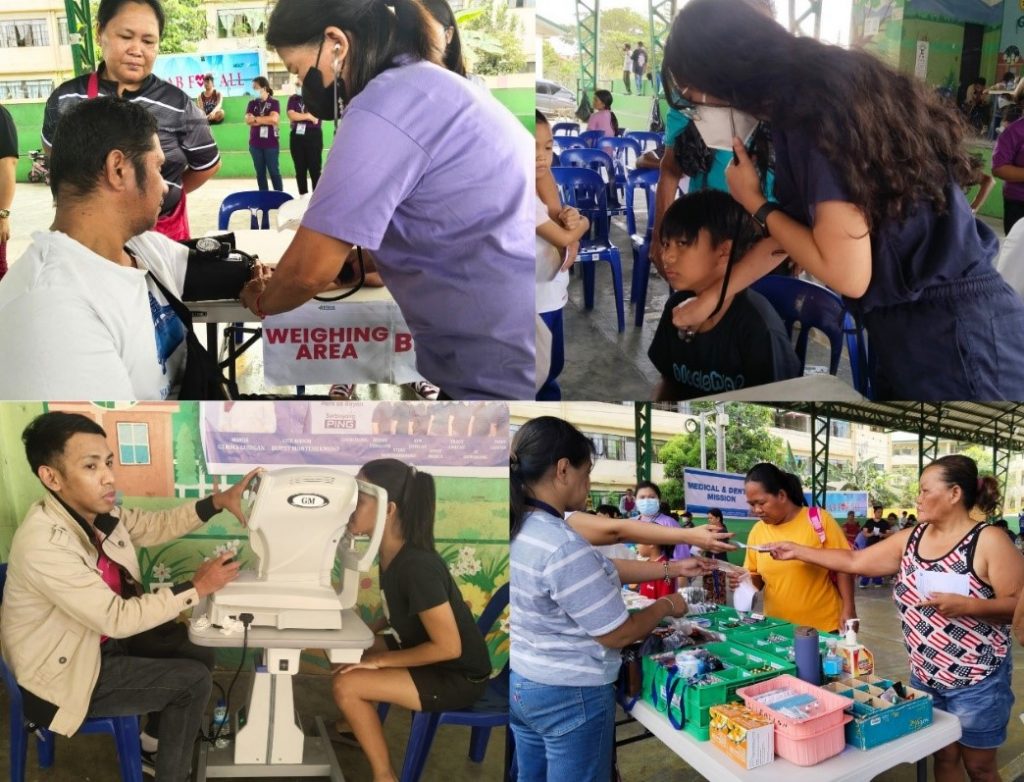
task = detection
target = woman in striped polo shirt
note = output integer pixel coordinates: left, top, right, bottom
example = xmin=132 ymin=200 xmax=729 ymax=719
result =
xmin=769 ymin=455 xmax=1024 ymax=781
xmin=509 ymin=416 xmax=711 ymax=781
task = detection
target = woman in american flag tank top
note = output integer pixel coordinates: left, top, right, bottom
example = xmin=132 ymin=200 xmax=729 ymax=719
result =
xmin=765 ymin=454 xmax=1024 ymax=781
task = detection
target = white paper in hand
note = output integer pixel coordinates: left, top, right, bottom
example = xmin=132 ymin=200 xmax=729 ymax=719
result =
xmin=733 ymin=578 xmax=758 ymax=612
xmin=916 ymin=569 xmax=970 ymax=599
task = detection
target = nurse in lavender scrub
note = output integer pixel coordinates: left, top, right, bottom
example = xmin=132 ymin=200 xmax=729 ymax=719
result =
xmin=241 ymin=0 xmax=534 ymax=400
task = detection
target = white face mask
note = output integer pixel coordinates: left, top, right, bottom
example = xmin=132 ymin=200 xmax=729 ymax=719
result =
xmin=636 ymin=498 xmax=661 ymax=516
xmin=688 ymin=105 xmax=759 ymax=151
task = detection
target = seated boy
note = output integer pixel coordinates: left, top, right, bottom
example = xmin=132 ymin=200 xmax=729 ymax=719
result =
xmin=648 ymin=190 xmax=801 ymax=400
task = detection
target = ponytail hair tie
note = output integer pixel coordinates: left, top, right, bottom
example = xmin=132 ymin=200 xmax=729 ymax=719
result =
xmin=978 ymin=477 xmax=984 ymax=491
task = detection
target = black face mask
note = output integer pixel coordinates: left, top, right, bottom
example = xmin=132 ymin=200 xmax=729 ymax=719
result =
xmin=301 ymin=38 xmax=346 ymax=121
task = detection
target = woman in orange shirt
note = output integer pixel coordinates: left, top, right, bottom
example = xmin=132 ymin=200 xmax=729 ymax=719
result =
xmin=732 ymin=463 xmax=856 ymax=633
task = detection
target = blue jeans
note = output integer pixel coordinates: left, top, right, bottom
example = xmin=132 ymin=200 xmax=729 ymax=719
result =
xmin=910 ymin=653 xmax=1014 ymax=749
xmin=859 ymin=576 xmax=884 ymax=586
xmin=634 ymin=73 xmax=644 ymax=94
xmin=510 ymin=671 xmax=615 ymax=782
xmin=536 ymin=308 xmax=564 ymax=401
xmin=250 ymin=145 xmax=283 ymax=191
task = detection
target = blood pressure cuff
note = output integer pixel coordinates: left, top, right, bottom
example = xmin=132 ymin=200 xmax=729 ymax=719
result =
xmin=178 ymin=233 xmax=256 ymax=302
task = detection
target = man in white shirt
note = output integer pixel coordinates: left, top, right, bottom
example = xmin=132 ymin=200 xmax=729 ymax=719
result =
xmin=0 ymin=97 xmax=192 ymax=399
xmin=622 ymin=43 xmax=633 ymax=95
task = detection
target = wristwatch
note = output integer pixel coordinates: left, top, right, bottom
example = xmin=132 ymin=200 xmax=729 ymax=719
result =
xmin=751 ymin=201 xmax=781 ymax=236
xmin=0 ymin=209 xmax=9 ymax=219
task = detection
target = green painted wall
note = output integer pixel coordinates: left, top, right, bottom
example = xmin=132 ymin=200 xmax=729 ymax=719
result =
xmin=0 ymin=403 xmax=47 ymax=562
xmin=0 ymin=402 xmax=509 ymax=671
xmin=902 ymin=18 xmax=961 ymax=85
xmin=4 ymin=88 xmax=534 ymax=182
xmin=852 ymin=0 xmax=907 ymax=69
xmin=898 ymin=16 xmax=1002 ymax=89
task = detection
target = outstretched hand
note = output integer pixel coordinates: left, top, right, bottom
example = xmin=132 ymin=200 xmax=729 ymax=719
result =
xmin=766 ymin=542 xmax=802 ymax=561
xmin=212 ymin=467 xmax=263 ymax=527
xmin=696 ymin=526 xmax=737 ymax=553
xmin=670 ymin=557 xmax=717 ymax=579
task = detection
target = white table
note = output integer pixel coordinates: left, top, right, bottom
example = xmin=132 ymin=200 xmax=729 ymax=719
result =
xmin=693 ymin=373 xmax=866 ymax=402
xmin=189 ymin=229 xmax=410 ymax=388
xmin=188 ymin=607 xmax=374 ymax=781
xmin=628 ymin=700 xmax=961 ymax=782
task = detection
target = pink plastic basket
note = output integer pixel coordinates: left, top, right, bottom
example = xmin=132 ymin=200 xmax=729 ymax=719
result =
xmin=736 ymin=674 xmax=854 ymax=738
xmin=774 ymin=713 xmax=853 ymax=766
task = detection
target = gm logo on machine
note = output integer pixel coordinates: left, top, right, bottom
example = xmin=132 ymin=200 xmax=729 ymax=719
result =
xmin=287 ymin=493 xmax=330 ymax=509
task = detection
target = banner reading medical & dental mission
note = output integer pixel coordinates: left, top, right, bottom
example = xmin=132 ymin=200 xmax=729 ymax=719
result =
xmin=682 ymin=467 xmax=751 ymax=517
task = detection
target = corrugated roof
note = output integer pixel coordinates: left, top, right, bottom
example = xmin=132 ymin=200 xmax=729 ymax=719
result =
xmin=770 ymin=402 xmax=1024 ymax=451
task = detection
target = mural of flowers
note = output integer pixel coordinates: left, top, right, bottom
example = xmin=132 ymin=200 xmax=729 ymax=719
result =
xmin=151 ymin=562 xmax=173 ymax=583
xmin=450 ymin=545 xmax=483 ymax=578
xmin=209 ymin=540 xmax=242 ymax=560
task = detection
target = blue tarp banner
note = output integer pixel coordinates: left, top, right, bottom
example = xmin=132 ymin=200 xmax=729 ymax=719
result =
xmin=153 ymin=51 xmax=265 ymax=98
xmin=803 ymin=490 xmax=870 ymax=518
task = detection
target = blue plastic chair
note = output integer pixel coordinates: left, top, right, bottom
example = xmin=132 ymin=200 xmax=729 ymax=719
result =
xmin=625 ymin=130 xmax=662 ymax=154
xmin=217 ymin=190 xmax=294 ymax=230
xmin=594 ymin=137 xmax=642 ymax=205
xmin=551 ymin=166 xmax=626 ymax=332
xmin=625 ymin=168 xmax=660 ymax=327
xmin=551 ymin=136 xmax=586 ymax=156
xmin=552 ymin=122 xmax=579 ymax=136
xmin=578 ymin=129 xmax=605 ymax=149
xmin=557 ymin=148 xmax=627 ymax=217
xmin=749 ymin=276 xmax=870 ymax=396
xmin=0 ymin=564 xmax=144 ymax=782
xmin=378 ymin=584 xmax=510 ymax=782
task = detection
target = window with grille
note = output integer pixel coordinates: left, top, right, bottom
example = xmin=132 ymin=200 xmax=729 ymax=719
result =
xmin=0 ymin=20 xmax=50 ymax=48
xmin=217 ymin=8 xmax=268 ymax=38
xmin=0 ymin=79 xmax=55 ymax=100
xmin=117 ymin=423 xmax=151 ymax=466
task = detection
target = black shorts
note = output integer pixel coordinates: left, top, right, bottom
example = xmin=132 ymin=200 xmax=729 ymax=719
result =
xmin=409 ymin=665 xmax=488 ymax=713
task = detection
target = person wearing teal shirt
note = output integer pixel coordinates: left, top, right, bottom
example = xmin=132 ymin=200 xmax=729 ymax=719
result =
xmin=651 ymin=105 xmax=774 ymax=276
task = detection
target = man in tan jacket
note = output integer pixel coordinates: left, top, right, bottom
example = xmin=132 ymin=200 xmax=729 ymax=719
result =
xmin=1 ymin=412 xmax=259 ymax=781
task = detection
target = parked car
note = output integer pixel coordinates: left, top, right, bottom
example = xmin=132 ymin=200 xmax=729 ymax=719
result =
xmin=536 ymin=79 xmax=576 ymax=116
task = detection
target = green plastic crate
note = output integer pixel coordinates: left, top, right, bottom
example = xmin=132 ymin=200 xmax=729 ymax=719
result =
xmin=730 ymin=624 xmax=842 ymax=663
xmin=676 ymin=642 xmax=796 ymax=741
xmin=690 ymin=608 xmax=792 ymax=638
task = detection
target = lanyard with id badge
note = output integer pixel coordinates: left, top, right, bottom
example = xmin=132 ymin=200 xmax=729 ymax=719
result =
xmin=295 ymin=98 xmax=307 ymax=136
xmin=258 ymin=100 xmax=277 ymax=139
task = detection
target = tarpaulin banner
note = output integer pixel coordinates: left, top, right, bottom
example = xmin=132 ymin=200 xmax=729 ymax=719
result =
xmin=683 ymin=467 xmax=751 ymax=518
xmin=153 ymin=50 xmax=265 ymax=97
xmin=803 ymin=490 xmax=870 ymax=518
xmin=200 ymin=401 xmax=509 ymax=476
xmin=262 ymin=300 xmax=422 ymax=386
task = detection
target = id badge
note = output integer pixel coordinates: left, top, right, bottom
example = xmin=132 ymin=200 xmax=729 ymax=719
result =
xmin=259 ymin=126 xmax=269 ymax=139
xmin=296 ymin=124 xmax=306 ymax=136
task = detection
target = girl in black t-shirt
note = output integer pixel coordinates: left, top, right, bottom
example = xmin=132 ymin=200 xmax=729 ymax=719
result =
xmin=332 ymin=458 xmax=492 ymax=782
xmin=664 ymin=0 xmax=1024 ymax=400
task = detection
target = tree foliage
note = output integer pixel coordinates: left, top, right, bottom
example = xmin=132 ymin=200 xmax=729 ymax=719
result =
xmin=829 ymin=460 xmax=902 ymax=509
xmin=463 ymin=0 xmax=526 ymax=75
xmin=596 ymin=8 xmax=648 ymax=83
xmin=543 ymin=39 xmax=578 ymax=90
xmin=89 ymin=0 xmax=207 ymax=56
xmin=659 ymin=404 xmax=786 ymax=508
